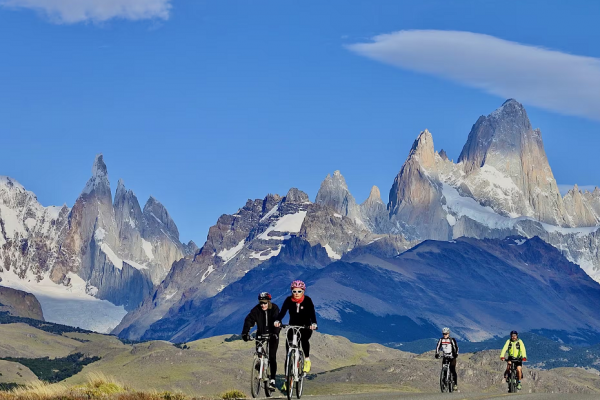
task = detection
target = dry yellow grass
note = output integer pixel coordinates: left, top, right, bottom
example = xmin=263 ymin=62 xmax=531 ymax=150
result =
xmin=0 ymin=373 xmax=212 ymax=400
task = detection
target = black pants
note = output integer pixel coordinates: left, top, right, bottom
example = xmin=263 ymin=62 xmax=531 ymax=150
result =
xmin=257 ymin=336 xmax=279 ymax=380
xmin=449 ymin=358 xmax=457 ymax=384
xmin=286 ymin=328 xmax=312 ymax=357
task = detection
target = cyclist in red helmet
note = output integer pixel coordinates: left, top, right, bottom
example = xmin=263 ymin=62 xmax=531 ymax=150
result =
xmin=274 ymin=280 xmax=318 ymax=373
xmin=242 ymin=292 xmax=281 ymax=390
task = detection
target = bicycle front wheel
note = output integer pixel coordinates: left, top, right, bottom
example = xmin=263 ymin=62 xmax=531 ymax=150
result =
xmin=286 ymin=353 xmax=295 ymax=400
xmin=250 ymin=356 xmax=262 ymax=398
xmin=508 ymin=370 xmax=517 ymax=393
xmin=439 ymin=367 xmax=446 ymax=393
xmin=296 ymin=352 xmax=305 ymax=399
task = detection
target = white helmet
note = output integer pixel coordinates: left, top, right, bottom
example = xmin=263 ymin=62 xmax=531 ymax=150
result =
xmin=442 ymin=327 xmax=450 ymax=334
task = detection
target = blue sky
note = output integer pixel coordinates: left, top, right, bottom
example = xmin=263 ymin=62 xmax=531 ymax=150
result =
xmin=1 ymin=0 xmax=600 ymax=244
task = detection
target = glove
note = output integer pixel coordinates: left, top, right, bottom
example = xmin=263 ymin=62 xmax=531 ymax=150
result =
xmin=501 ymin=357 xmax=505 ymax=361
xmin=435 ymin=353 xmax=440 ymax=359
xmin=242 ymin=333 xmax=250 ymax=342
xmin=310 ymin=323 xmax=317 ymax=330
xmin=522 ymin=358 xmax=527 ymax=362
xmin=274 ymin=321 xmax=281 ymax=328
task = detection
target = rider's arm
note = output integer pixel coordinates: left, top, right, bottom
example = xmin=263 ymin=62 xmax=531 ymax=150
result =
xmin=275 ymin=298 xmax=290 ymax=322
xmin=307 ymin=297 xmax=317 ymax=326
xmin=500 ymin=340 xmax=510 ymax=359
xmin=452 ymin=338 xmax=459 ymax=355
xmin=435 ymin=338 xmax=442 ymax=355
xmin=520 ymin=340 xmax=527 ymax=360
xmin=242 ymin=310 xmax=257 ymax=335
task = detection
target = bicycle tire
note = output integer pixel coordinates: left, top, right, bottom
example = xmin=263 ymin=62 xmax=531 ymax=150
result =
xmin=296 ymin=352 xmax=304 ymax=399
xmin=448 ymin=377 xmax=453 ymax=393
xmin=439 ymin=365 xmax=446 ymax=393
xmin=250 ymin=356 xmax=262 ymax=398
xmin=509 ymin=369 xmax=517 ymax=393
xmin=286 ymin=353 xmax=295 ymax=400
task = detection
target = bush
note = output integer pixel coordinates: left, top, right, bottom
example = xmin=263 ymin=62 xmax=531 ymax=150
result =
xmin=0 ymin=353 xmax=100 ymax=383
xmin=221 ymin=390 xmax=246 ymax=399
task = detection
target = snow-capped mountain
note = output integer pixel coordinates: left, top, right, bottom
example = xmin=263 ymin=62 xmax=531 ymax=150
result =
xmin=116 ymin=99 xmax=600 ymax=342
xmin=0 ymin=155 xmax=195 ymax=331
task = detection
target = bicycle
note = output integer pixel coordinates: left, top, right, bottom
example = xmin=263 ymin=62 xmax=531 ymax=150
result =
xmin=505 ymin=357 xmax=523 ymax=393
xmin=249 ymin=333 xmax=275 ymax=398
xmin=281 ymin=325 xmax=312 ymax=400
xmin=437 ymin=355 xmax=454 ymax=393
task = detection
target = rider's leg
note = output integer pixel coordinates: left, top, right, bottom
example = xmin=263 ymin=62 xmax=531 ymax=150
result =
xmin=300 ymin=329 xmax=312 ymax=358
xmin=517 ymin=365 xmax=523 ymax=381
xmin=504 ymin=362 xmax=510 ymax=381
xmin=450 ymin=358 xmax=457 ymax=385
xmin=269 ymin=336 xmax=279 ymax=380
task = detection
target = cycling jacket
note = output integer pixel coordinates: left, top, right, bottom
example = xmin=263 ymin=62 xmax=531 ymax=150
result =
xmin=500 ymin=339 xmax=527 ymax=359
xmin=276 ymin=295 xmax=317 ymax=327
xmin=435 ymin=336 xmax=459 ymax=358
xmin=242 ymin=303 xmax=281 ymax=336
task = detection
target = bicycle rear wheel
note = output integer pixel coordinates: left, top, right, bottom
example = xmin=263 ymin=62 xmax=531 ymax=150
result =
xmin=286 ymin=353 xmax=295 ymax=400
xmin=250 ymin=356 xmax=262 ymax=398
xmin=296 ymin=352 xmax=305 ymax=399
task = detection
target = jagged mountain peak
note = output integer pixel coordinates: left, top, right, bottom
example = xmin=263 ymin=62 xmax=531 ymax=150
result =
xmin=81 ymin=154 xmax=111 ymax=197
xmin=143 ymin=196 xmax=179 ymax=239
xmin=315 ymin=170 xmax=360 ymax=220
xmin=283 ymin=188 xmax=310 ymax=204
xmin=362 ymin=185 xmax=383 ymax=206
xmin=439 ymin=149 xmax=449 ymax=161
xmin=408 ymin=129 xmax=436 ymax=169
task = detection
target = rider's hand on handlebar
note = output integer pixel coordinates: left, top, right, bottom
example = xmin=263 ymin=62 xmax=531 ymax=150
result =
xmin=522 ymin=358 xmax=527 ymax=362
xmin=242 ymin=333 xmax=250 ymax=342
xmin=435 ymin=353 xmax=440 ymax=359
xmin=310 ymin=323 xmax=317 ymax=330
xmin=274 ymin=321 xmax=281 ymax=328
xmin=501 ymin=357 xmax=505 ymax=361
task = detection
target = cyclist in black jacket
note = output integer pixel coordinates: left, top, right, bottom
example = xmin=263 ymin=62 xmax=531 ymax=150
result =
xmin=274 ymin=280 xmax=317 ymax=373
xmin=242 ymin=292 xmax=280 ymax=390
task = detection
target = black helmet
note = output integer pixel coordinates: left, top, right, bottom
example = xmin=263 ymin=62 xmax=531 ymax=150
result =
xmin=510 ymin=330 xmax=518 ymax=336
xmin=258 ymin=292 xmax=272 ymax=302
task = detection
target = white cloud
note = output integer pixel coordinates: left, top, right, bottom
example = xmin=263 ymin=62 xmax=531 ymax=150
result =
xmin=558 ymin=184 xmax=598 ymax=196
xmin=347 ymin=30 xmax=600 ymax=121
xmin=1 ymin=0 xmax=172 ymax=23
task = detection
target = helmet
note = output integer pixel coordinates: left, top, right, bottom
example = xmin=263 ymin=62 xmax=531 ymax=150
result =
xmin=442 ymin=327 xmax=450 ymax=334
xmin=510 ymin=330 xmax=518 ymax=336
xmin=291 ymin=280 xmax=306 ymax=290
xmin=258 ymin=292 xmax=272 ymax=302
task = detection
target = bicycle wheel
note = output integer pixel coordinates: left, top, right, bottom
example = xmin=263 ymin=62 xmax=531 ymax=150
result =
xmin=509 ymin=370 xmax=517 ymax=393
xmin=296 ymin=352 xmax=305 ymax=399
xmin=250 ymin=356 xmax=262 ymax=398
xmin=448 ymin=377 xmax=453 ymax=393
xmin=286 ymin=353 xmax=295 ymax=400
xmin=439 ymin=366 xmax=446 ymax=393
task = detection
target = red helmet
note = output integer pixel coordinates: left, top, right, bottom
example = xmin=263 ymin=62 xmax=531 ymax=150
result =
xmin=258 ymin=292 xmax=272 ymax=302
xmin=291 ymin=280 xmax=306 ymax=290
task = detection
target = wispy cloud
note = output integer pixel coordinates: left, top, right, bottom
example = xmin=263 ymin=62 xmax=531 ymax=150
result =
xmin=0 ymin=0 xmax=172 ymax=23
xmin=347 ymin=30 xmax=600 ymax=121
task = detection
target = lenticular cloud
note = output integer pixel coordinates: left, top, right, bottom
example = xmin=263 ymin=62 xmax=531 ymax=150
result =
xmin=0 ymin=0 xmax=171 ymax=23
xmin=347 ymin=30 xmax=600 ymax=121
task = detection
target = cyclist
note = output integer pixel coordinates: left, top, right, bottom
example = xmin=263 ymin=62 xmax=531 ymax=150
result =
xmin=435 ymin=327 xmax=459 ymax=390
xmin=500 ymin=330 xmax=528 ymax=390
xmin=242 ymin=292 xmax=281 ymax=390
xmin=274 ymin=280 xmax=317 ymax=374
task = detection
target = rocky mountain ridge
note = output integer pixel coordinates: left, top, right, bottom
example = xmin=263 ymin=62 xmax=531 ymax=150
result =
xmin=0 ymin=155 xmax=194 ymax=330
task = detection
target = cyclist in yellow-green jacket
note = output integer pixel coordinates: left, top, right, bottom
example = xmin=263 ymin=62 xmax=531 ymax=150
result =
xmin=500 ymin=330 xmax=527 ymax=390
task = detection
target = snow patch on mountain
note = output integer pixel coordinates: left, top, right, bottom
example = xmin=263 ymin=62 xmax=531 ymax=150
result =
xmin=142 ymin=239 xmax=154 ymax=260
xmin=218 ymin=239 xmax=245 ymax=263
xmin=324 ymin=244 xmax=342 ymax=260
xmin=0 ymin=269 xmax=126 ymax=333
xmin=249 ymin=245 xmax=283 ymax=261
xmin=258 ymin=211 xmax=307 ymax=240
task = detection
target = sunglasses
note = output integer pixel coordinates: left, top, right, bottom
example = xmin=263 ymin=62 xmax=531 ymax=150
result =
xmin=292 ymin=290 xmax=303 ymax=294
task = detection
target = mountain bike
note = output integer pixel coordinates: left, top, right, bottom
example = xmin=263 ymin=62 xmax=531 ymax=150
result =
xmin=505 ymin=357 xmax=523 ymax=393
xmin=250 ymin=333 xmax=275 ymax=398
xmin=438 ymin=355 xmax=454 ymax=393
xmin=282 ymin=325 xmax=311 ymax=400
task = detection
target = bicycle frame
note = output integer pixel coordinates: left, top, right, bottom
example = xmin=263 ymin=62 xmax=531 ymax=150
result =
xmin=284 ymin=326 xmax=305 ymax=382
xmin=252 ymin=334 xmax=271 ymax=381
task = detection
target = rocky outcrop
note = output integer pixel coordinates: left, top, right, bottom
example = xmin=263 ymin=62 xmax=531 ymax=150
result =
xmin=0 ymin=286 xmax=44 ymax=320
xmin=315 ymin=171 xmax=362 ymax=224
